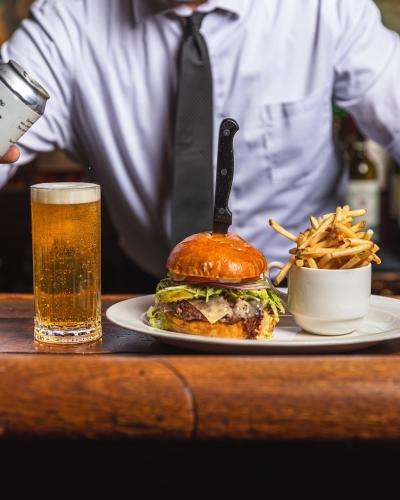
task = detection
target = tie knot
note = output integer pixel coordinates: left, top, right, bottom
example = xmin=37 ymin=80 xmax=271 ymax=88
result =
xmin=185 ymin=11 xmax=206 ymax=33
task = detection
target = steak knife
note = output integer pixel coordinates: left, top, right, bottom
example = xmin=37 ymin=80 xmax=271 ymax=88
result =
xmin=213 ymin=118 xmax=239 ymax=234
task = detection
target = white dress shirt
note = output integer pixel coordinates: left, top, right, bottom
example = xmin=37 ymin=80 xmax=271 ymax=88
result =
xmin=1 ymin=0 xmax=400 ymax=277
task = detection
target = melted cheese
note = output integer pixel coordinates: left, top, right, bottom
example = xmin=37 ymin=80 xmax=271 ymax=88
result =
xmin=188 ymin=297 xmax=231 ymax=324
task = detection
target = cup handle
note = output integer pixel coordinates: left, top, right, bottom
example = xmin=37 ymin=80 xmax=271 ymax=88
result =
xmin=264 ymin=261 xmax=288 ymax=305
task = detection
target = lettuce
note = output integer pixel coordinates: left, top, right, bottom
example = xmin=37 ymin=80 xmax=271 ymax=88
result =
xmin=152 ymin=279 xmax=285 ymax=323
xmin=146 ymin=305 xmax=169 ymax=329
xmin=155 ymin=279 xmax=224 ymax=304
xmin=224 ymin=288 xmax=285 ymax=322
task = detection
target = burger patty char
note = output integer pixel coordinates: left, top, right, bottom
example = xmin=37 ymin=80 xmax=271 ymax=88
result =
xmin=242 ymin=315 xmax=263 ymax=339
xmin=174 ymin=301 xmax=206 ymax=322
xmin=165 ymin=299 xmax=270 ymax=339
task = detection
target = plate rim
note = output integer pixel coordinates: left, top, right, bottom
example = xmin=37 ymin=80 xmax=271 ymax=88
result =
xmin=105 ymin=294 xmax=400 ymax=348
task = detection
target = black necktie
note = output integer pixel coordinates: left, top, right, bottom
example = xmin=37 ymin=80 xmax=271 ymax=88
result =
xmin=171 ymin=12 xmax=213 ymax=247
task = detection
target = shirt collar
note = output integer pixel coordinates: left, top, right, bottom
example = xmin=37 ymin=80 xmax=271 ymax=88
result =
xmin=132 ymin=0 xmax=245 ymax=22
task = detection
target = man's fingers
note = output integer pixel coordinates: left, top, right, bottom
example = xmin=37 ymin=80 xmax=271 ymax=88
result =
xmin=0 ymin=145 xmax=20 ymax=164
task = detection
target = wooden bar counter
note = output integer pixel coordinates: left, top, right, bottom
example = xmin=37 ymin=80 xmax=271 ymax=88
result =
xmin=2 ymin=293 xmax=400 ymax=446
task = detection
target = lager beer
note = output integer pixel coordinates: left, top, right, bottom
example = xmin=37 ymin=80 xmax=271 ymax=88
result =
xmin=31 ymin=183 xmax=101 ymax=344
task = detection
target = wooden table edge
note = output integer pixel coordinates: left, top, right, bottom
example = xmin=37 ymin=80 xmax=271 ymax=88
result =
xmin=2 ymin=294 xmax=400 ymax=444
xmin=0 ymin=352 xmax=400 ymax=443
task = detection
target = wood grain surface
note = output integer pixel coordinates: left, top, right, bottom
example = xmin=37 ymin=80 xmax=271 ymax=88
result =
xmin=1 ymin=294 xmax=400 ymax=444
xmin=168 ymin=356 xmax=400 ymax=442
xmin=0 ymin=355 xmax=193 ymax=441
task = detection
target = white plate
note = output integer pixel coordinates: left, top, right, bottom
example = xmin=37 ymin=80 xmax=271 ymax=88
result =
xmin=106 ymin=294 xmax=400 ymax=354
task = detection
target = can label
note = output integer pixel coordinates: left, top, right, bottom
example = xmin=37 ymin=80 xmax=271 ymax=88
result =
xmin=0 ymin=79 xmax=40 ymax=157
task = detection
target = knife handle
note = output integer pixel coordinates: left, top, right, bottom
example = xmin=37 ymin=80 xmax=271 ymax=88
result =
xmin=213 ymin=118 xmax=239 ymax=232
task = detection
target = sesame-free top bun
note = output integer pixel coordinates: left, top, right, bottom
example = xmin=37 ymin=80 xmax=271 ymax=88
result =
xmin=167 ymin=232 xmax=267 ymax=281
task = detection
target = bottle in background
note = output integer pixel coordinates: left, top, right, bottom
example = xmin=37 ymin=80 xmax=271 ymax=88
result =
xmin=345 ymin=138 xmax=380 ymax=241
xmin=365 ymin=139 xmax=392 ymax=247
xmin=389 ymin=160 xmax=400 ymax=222
xmin=389 ymin=160 xmax=400 ymax=251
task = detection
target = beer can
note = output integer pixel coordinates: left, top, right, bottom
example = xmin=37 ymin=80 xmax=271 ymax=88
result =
xmin=0 ymin=59 xmax=49 ymax=157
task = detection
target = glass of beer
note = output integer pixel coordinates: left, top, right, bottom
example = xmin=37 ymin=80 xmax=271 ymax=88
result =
xmin=31 ymin=183 xmax=102 ymax=344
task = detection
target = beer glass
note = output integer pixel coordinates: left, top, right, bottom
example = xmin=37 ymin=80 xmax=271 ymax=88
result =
xmin=31 ymin=183 xmax=101 ymax=344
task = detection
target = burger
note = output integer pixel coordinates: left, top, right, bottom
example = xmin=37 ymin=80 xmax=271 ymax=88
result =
xmin=146 ymin=232 xmax=285 ymax=339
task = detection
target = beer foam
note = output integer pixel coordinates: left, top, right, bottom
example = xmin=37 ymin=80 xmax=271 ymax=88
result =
xmin=31 ymin=183 xmax=100 ymax=204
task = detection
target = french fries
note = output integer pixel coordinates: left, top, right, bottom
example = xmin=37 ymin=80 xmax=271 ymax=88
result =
xmin=274 ymin=256 xmax=296 ymax=286
xmin=269 ymin=219 xmax=298 ymax=242
xmin=268 ymin=206 xmax=381 ymax=285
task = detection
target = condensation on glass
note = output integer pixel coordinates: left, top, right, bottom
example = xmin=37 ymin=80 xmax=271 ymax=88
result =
xmin=31 ymin=182 xmax=101 ymax=344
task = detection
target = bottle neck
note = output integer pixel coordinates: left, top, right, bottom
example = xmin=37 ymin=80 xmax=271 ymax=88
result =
xmin=352 ymin=141 xmax=366 ymax=154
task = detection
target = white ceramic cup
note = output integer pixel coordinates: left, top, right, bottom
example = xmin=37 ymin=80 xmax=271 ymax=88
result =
xmin=267 ymin=262 xmax=372 ymax=335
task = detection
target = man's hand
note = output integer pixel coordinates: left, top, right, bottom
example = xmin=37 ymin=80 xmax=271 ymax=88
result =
xmin=0 ymin=146 xmax=20 ymax=164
